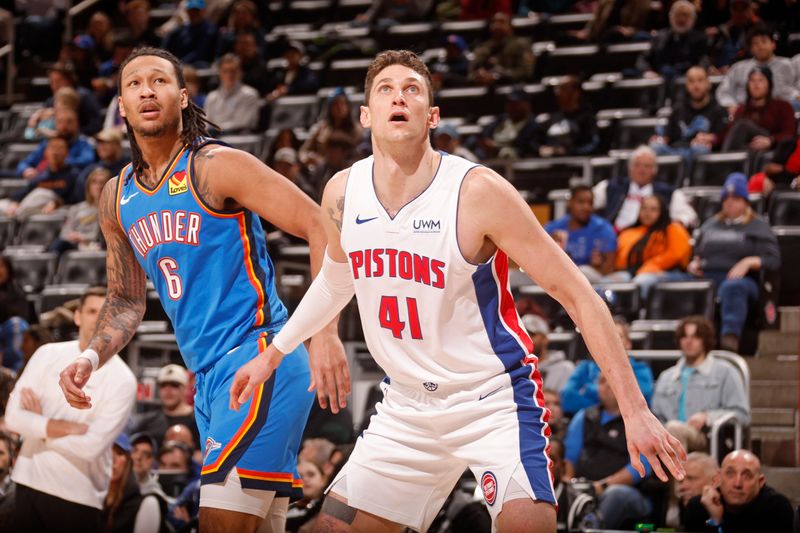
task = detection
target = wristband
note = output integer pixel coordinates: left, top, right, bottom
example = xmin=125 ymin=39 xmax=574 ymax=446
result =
xmin=79 ymin=349 xmax=100 ymax=371
xmin=705 ymin=518 xmax=723 ymax=533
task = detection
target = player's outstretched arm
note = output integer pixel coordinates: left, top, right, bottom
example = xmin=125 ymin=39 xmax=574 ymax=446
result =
xmin=59 ymin=177 xmax=147 ymax=409
xmin=462 ymin=168 xmax=686 ymax=482
xmin=229 ymin=170 xmax=354 ymax=412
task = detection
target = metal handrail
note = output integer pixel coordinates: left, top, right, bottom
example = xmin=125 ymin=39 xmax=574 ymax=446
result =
xmin=65 ymin=0 xmax=104 ymax=40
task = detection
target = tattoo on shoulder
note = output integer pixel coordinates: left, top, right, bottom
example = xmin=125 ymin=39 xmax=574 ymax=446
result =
xmin=327 ymin=196 xmax=344 ymax=231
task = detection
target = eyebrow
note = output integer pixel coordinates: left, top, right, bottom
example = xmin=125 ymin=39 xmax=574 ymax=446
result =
xmin=375 ymin=76 xmax=423 ymax=86
xmin=123 ymin=67 xmax=172 ymax=80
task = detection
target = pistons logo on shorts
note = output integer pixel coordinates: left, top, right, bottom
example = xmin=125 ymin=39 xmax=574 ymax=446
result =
xmin=481 ymin=471 xmax=498 ymax=506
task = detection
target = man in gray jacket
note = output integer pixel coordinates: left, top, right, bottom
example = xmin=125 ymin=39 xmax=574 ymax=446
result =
xmin=652 ymin=316 xmax=749 ymax=453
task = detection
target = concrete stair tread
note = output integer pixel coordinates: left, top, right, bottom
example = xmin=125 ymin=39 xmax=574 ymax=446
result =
xmin=747 ymin=355 xmax=798 ymax=380
xmin=750 ymin=381 xmax=798 ymax=408
xmin=757 ymin=330 xmax=799 ymax=357
xmin=750 ymin=425 xmax=798 ymax=438
xmin=751 ymin=408 xmax=797 ymax=426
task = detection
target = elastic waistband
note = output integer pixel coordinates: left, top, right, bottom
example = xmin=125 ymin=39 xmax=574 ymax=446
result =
xmin=195 ymin=323 xmax=286 ymax=375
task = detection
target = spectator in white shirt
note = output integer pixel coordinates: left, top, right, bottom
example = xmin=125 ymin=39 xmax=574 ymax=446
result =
xmin=203 ymin=53 xmax=261 ymax=133
xmin=593 ymin=145 xmax=698 ymax=231
xmin=5 ymin=286 xmax=136 ymax=533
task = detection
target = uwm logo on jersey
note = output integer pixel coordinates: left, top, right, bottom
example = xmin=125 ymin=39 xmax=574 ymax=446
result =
xmin=412 ymin=218 xmax=441 ymax=233
xmin=169 ymin=170 xmax=188 ymax=195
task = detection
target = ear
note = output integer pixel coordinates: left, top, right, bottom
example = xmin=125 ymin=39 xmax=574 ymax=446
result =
xmin=428 ymin=105 xmax=441 ymax=130
xmin=179 ymin=88 xmax=189 ymax=110
xmin=73 ymin=307 xmax=82 ymax=328
xmin=758 ymin=473 xmax=765 ymax=489
xmin=118 ymin=94 xmax=127 ymax=119
xmin=359 ymin=105 xmax=371 ymax=129
xmin=712 ymin=472 xmax=721 ymax=488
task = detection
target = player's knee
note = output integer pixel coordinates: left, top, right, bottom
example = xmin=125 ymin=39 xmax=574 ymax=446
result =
xmin=496 ymin=499 xmax=556 ymax=533
xmin=318 ymin=494 xmax=356 ymax=531
xmin=200 ymin=506 xmax=262 ymax=533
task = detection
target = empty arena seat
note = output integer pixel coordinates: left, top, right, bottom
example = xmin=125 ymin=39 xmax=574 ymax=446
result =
xmin=15 ymin=214 xmax=67 ymax=248
xmin=5 ymin=250 xmax=57 ymax=292
xmin=511 ymin=158 xmax=585 ymax=201
xmin=381 ymin=23 xmax=436 ymax=51
xmin=773 ymin=226 xmax=800 ymax=305
xmin=690 ymin=152 xmax=749 ymax=186
xmin=546 ymin=331 xmax=578 ymax=361
xmin=54 ymin=250 xmax=108 ymax=285
xmin=646 ymin=280 xmax=715 ymax=320
xmin=616 ymin=117 xmax=666 ymax=149
xmin=594 ymin=282 xmax=642 ymax=322
xmin=327 ymin=58 xmax=374 ymax=88
xmin=0 ymin=178 xmax=27 ymax=199
xmin=768 ymin=191 xmax=800 ymax=226
xmin=218 ymin=134 xmax=264 ymax=155
xmin=631 ymin=319 xmax=681 ymax=349
xmin=604 ymin=78 xmax=662 ymax=113
xmin=434 ymin=87 xmax=492 ymax=119
xmin=268 ymin=95 xmax=319 ymax=131
xmin=537 ymin=45 xmax=600 ymax=79
xmin=0 ymin=142 xmax=39 ymax=170
xmin=280 ymin=0 xmax=331 ymax=25
xmin=439 ymin=19 xmax=487 ymax=46
xmin=0 ymin=216 xmax=15 ymax=249
xmin=38 ymin=283 xmax=89 ymax=314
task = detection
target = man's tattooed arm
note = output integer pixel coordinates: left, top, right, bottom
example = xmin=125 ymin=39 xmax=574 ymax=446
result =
xmin=88 ymin=178 xmax=146 ymax=365
xmin=327 ymin=196 xmax=345 ymax=232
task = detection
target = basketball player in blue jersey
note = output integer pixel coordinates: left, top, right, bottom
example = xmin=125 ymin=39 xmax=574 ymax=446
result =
xmin=57 ymin=47 xmax=351 ymax=533
xmin=231 ymin=50 xmax=687 ymax=533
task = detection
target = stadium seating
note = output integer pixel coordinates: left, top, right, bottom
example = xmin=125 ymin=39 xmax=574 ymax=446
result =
xmin=691 ymin=152 xmax=750 ymax=186
xmin=53 ymin=250 xmax=108 ymax=286
xmin=4 ymin=250 xmax=57 ymax=292
xmin=646 ymin=280 xmax=715 ymax=320
xmin=773 ymin=226 xmax=800 ymax=305
xmin=768 ymin=191 xmax=800 ymax=226
xmin=14 ymin=213 xmax=66 ymax=249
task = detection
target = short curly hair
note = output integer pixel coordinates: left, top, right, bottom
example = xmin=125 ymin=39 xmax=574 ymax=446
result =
xmin=364 ymin=50 xmax=434 ymax=106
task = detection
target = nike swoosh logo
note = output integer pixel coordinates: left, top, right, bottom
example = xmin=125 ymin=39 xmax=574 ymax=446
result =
xmin=120 ymin=191 xmax=140 ymax=205
xmin=479 ymin=386 xmax=504 ymax=401
xmin=355 ymin=215 xmax=378 ymax=225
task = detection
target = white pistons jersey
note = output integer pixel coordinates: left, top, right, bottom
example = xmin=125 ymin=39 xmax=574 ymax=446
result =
xmin=340 ymin=152 xmax=540 ymax=393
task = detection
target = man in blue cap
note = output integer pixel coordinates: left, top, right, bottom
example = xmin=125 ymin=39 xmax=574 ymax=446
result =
xmin=161 ymin=0 xmax=217 ymax=66
xmin=687 ymin=172 xmax=781 ymax=351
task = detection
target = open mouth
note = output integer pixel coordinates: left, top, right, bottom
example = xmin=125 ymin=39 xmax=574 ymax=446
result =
xmin=389 ymin=111 xmax=409 ymax=122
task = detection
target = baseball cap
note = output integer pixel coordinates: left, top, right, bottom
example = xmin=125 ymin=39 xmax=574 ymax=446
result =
xmin=434 ymin=123 xmax=460 ymax=140
xmin=131 ymin=432 xmax=159 ymax=453
xmin=522 ymin=314 xmax=550 ymax=335
xmin=114 ymin=433 xmax=132 ymax=454
xmin=158 ymin=364 xmax=188 ymax=386
xmin=446 ymin=34 xmax=468 ymax=53
xmin=95 ymin=129 xmax=123 ymax=143
xmin=274 ymin=147 xmax=298 ymax=165
xmin=720 ymin=172 xmax=749 ymax=201
xmin=72 ymin=35 xmax=95 ymax=50
xmin=186 ymin=0 xmax=206 ymax=9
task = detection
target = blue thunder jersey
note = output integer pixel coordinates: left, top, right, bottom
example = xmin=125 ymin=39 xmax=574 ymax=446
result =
xmin=116 ymin=139 xmax=288 ymax=372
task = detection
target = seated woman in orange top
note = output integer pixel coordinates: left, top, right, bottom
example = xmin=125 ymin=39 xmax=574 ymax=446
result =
xmin=613 ymin=195 xmax=693 ymax=299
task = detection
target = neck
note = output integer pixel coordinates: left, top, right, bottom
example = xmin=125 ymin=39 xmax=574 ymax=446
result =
xmin=371 ymin=138 xmax=439 ymax=213
xmin=567 ymin=217 xmax=589 ymax=230
xmin=136 ymin=131 xmax=183 ymax=178
xmin=164 ymin=402 xmax=190 ymax=416
xmin=750 ymin=96 xmax=767 ymax=107
xmin=690 ymin=94 xmax=710 ymax=108
xmin=685 ymin=352 xmax=707 ymax=367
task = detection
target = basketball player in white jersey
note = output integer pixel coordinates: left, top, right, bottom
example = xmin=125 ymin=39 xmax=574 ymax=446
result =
xmin=231 ymin=50 xmax=686 ymax=533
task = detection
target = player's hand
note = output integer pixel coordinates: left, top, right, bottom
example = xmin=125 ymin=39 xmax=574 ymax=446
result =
xmin=308 ymin=330 xmax=351 ymax=413
xmin=58 ymin=358 xmax=94 ymax=409
xmin=229 ymin=345 xmax=285 ymax=411
xmin=624 ymin=409 xmax=686 ymax=482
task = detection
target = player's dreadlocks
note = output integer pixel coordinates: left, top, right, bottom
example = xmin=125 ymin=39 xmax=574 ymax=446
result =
xmin=117 ymin=47 xmax=219 ymax=177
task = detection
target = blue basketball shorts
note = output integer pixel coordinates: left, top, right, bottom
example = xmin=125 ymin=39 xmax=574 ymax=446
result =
xmin=194 ymin=329 xmax=314 ymax=499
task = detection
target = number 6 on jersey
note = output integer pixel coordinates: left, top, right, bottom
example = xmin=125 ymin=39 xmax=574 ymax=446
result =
xmin=158 ymin=257 xmax=183 ymax=300
xmin=379 ymin=296 xmax=423 ymax=340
